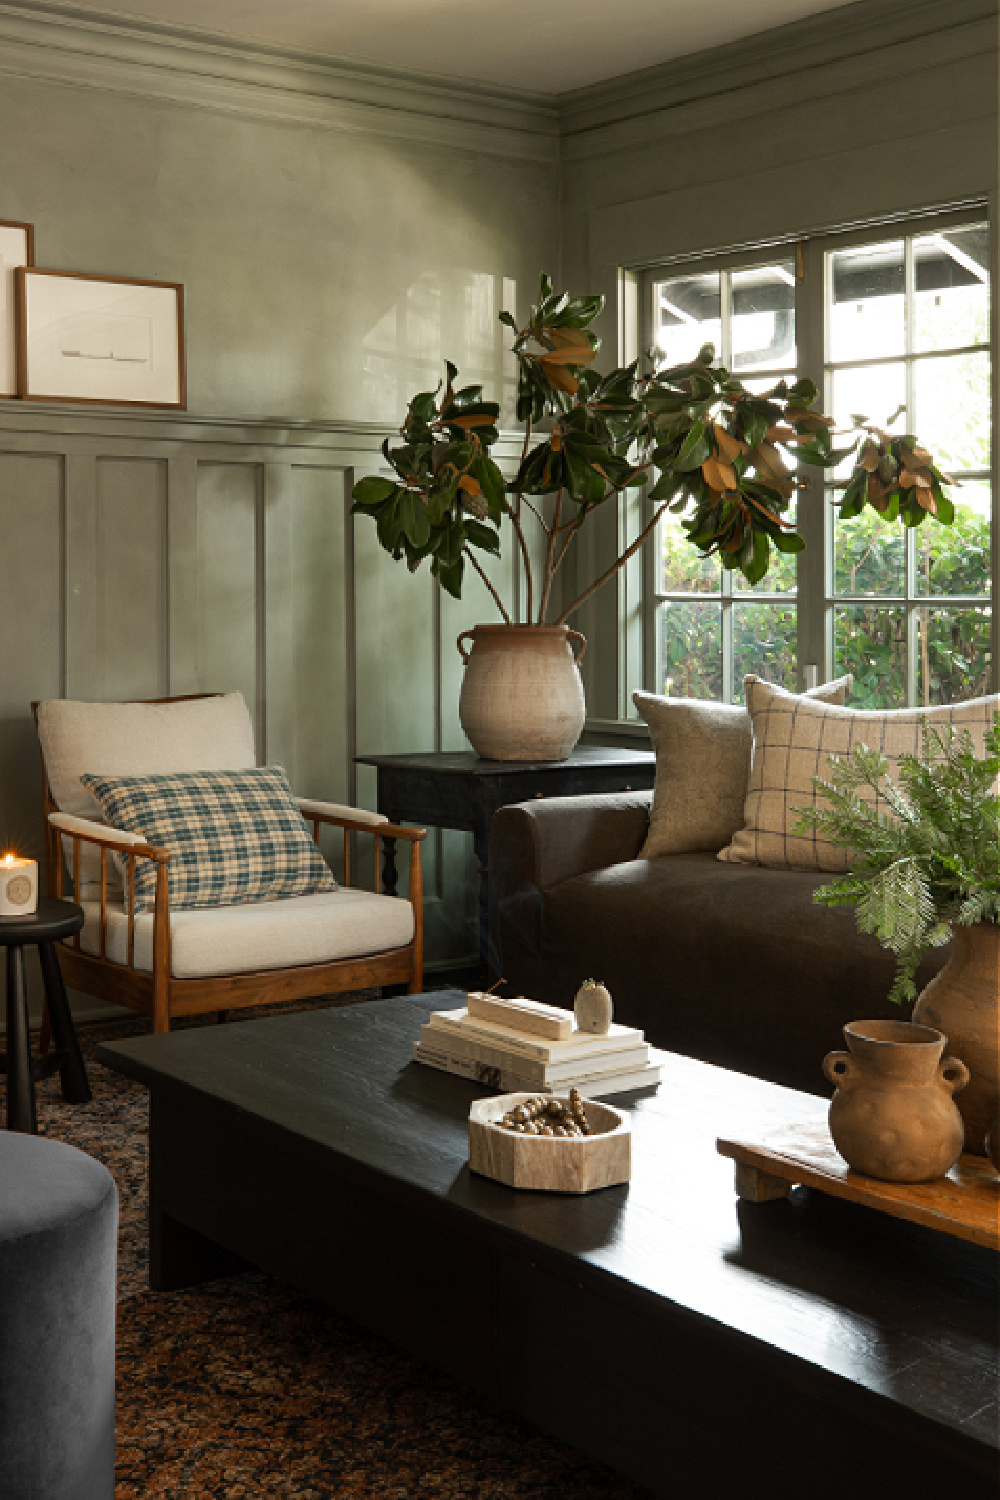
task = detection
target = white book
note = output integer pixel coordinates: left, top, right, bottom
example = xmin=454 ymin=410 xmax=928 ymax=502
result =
xmin=417 ymin=1022 xmax=649 ymax=1084
xmin=427 ymin=1006 xmax=644 ymax=1063
xmin=412 ymin=1042 xmax=661 ymax=1099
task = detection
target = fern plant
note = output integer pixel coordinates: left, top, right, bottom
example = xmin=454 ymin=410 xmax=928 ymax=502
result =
xmin=795 ymin=718 xmax=1000 ymax=1004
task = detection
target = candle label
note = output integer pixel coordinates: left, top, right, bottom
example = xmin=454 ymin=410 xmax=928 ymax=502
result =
xmin=4 ymin=875 xmax=32 ymax=906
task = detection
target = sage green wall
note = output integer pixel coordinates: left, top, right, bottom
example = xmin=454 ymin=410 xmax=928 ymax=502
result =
xmin=557 ymin=0 xmax=1000 ymax=720
xmin=0 ymin=6 xmax=559 ymax=1000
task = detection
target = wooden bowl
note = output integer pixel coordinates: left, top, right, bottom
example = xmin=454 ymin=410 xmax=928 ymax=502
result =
xmin=468 ymin=1092 xmax=631 ymax=1193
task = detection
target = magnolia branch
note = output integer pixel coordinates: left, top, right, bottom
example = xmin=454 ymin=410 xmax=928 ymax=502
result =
xmin=536 ymin=489 xmax=564 ymax=624
xmin=464 ymin=547 xmax=512 ymax=625
xmin=554 ymin=499 xmax=673 ymax=626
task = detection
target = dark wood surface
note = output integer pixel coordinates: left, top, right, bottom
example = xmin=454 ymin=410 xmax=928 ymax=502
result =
xmin=355 ymin=748 xmax=655 ymax=976
xmin=97 ymin=995 xmax=999 ymax=1498
xmin=1 ymin=899 xmax=89 ymax=1131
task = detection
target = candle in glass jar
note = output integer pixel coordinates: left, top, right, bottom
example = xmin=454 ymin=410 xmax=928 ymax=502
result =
xmin=0 ymin=854 xmax=38 ymax=916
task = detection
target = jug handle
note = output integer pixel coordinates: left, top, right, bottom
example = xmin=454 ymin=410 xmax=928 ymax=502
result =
xmin=566 ymin=629 xmax=587 ymax=664
xmin=823 ymin=1051 xmax=853 ymax=1087
xmin=938 ymin=1055 xmax=970 ymax=1095
xmin=457 ymin=630 xmax=476 ymax=664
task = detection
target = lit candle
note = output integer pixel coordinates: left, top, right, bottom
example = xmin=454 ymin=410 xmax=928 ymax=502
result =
xmin=0 ymin=854 xmax=38 ymax=916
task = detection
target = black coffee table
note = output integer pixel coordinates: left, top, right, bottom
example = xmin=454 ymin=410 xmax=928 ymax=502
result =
xmin=97 ymin=995 xmax=999 ymax=1499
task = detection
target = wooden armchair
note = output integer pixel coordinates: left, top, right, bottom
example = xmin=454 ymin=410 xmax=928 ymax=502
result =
xmin=33 ymin=693 xmax=425 ymax=1034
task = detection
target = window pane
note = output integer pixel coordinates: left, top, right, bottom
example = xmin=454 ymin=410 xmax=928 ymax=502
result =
xmin=660 ymin=512 xmax=720 ymax=593
xmin=732 ymin=603 xmax=797 ymax=699
xmin=833 ymin=505 xmax=906 ymax=596
xmin=731 ymin=262 xmax=796 ymax=373
xmin=660 ymin=601 xmax=722 ymax=699
xmin=654 ymin=272 xmax=721 ymax=367
xmin=914 ymin=227 xmax=989 ymax=353
xmin=916 ymin=606 xmax=992 ymax=704
xmin=913 ymin=351 xmax=991 ymax=474
xmin=829 ymin=240 xmax=905 ymax=362
xmin=835 ymin=606 xmax=906 ymax=708
xmin=916 ymin=483 xmax=991 ymax=597
xmin=829 ymin=363 xmax=906 ymax=481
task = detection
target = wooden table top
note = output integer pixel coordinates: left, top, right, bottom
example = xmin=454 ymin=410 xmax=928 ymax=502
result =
xmin=354 ymin=747 xmax=655 ymax=775
xmin=98 ymin=993 xmax=999 ymax=1457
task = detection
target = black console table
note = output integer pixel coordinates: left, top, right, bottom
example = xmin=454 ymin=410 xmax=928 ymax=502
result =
xmin=354 ymin=746 xmax=655 ymax=977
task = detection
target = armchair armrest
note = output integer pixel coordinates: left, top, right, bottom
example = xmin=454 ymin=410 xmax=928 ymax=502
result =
xmin=294 ymin=797 xmax=387 ymax=830
xmin=48 ymin=811 xmax=166 ymax=860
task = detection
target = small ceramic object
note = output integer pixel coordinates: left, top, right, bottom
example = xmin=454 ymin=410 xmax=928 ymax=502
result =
xmin=575 ymin=979 xmax=612 ymax=1034
xmin=469 ymin=1092 xmax=630 ymax=1192
xmin=823 ymin=1019 xmax=969 ymax=1183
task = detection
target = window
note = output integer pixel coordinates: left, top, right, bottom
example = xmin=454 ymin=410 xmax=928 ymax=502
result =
xmin=640 ymin=212 xmax=994 ymax=709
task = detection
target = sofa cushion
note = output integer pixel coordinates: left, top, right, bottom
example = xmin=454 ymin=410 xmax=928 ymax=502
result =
xmin=633 ymin=676 xmax=851 ymax=857
xmin=719 ymin=679 xmax=1000 ymax=872
xmin=533 ymin=853 xmax=947 ymax=1095
xmin=78 ymin=887 xmax=414 ymax=978
xmin=81 ymin=765 xmax=335 ymax=912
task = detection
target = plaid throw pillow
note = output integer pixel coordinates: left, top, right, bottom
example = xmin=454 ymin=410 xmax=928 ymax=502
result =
xmin=81 ymin=766 xmax=337 ymax=912
xmin=718 ymin=678 xmax=999 ymax=872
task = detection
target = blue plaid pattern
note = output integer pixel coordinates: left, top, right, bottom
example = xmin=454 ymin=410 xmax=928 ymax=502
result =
xmin=81 ymin=766 xmax=337 ymax=912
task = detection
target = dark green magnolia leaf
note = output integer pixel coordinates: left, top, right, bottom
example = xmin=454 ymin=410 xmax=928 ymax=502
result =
xmin=464 ymin=519 xmax=501 ymax=555
xmin=673 ymin=419 xmax=711 ymax=473
xmin=432 ymin=555 xmax=464 ymax=599
xmin=772 ymin=530 xmax=806 ymax=554
xmin=398 ymin=491 xmax=431 ymax=550
xmin=445 ymin=360 xmax=458 ymax=384
xmin=739 ymin=528 xmax=770 ymax=585
xmin=935 ymin=491 xmax=956 ymax=525
xmin=376 ymin=497 xmax=404 ymax=553
xmin=499 ymin=310 xmax=518 ymax=331
xmin=565 ymin=449 xmax=606 ymax=505
xmin=352 ymin=475 xmax=398 ymax=510
xmin=648 ymin=471 xmax=684 ymax=504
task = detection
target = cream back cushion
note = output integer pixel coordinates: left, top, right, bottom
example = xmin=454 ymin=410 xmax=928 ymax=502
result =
xmin=718 ymin=678 xmax=1000 ymax=872
xmin=37 ymin=693 xmax=257 ymax=820
xmin=634 ymin=676 xmax=851 ymax=857
xmin=37 ymin=693 xmax=256 ymax=893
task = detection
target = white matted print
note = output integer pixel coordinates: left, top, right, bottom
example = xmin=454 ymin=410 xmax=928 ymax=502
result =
xmin=17 ymin=269 xmax=186 ymax=408
xmin=0 ymin=221 xmax=33 ymax=398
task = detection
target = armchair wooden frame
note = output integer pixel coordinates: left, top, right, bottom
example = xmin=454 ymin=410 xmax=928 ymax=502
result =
xmin=33 ymin=696 xmax=426 ymax=1034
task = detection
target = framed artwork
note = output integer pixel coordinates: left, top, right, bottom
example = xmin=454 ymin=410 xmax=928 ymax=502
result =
xmin=0 ymin=220 xmax=34 ymax=398
xmin=16 ymin=268 xmax=186 ymax=408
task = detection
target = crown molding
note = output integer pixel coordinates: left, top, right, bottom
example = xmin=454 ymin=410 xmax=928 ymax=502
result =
xmin=0 ymin=0 xmax=559 ymax=164
xmin=558 ymin=0 xmax=997 ymax=146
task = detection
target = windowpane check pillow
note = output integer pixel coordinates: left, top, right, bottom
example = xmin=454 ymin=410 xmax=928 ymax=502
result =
xmin=718 ymin=678 xmax=1000 ymax=872
xmin=633 ymin=675 xmax=852 ymax=857
xmin=80 ymin=766 xmax=337 ymax=912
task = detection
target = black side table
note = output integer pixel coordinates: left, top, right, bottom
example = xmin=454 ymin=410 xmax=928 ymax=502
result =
xmin=355 ymin=746 xmax=655 ymax=979
xmin=1 ymin=898 xmax=90 ymax=1134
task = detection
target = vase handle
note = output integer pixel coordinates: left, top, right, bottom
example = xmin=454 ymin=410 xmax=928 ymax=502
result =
xmin=456 ymin=630 xmax=476 ymax=664
xmin=823 ymin=1051 xmax=853 ymax=1088
xmin=938 ymin=1055 xmax=970 ymax=1095
xmin=566 ymin=629 xmax=587 ymax=664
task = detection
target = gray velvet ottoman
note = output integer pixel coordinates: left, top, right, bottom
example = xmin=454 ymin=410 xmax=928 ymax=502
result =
xmin=0 ymin=1132 xmax=117 ymax=1500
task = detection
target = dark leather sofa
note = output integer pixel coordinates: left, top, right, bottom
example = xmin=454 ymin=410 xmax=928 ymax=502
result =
xmin=490 ymin=790 xmax=948 ymax=1098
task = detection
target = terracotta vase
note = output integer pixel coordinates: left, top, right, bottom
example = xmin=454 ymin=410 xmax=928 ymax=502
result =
xmin=911 ymin=923 xmax=1000 ymax=1156
xmin=456 ymin=624 xmax=587 ymax=762
xmin=823 ymin=1019 xmax=969 ymax=1183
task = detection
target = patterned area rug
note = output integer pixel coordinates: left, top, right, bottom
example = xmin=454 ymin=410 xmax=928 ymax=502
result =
xmin=16 ymin=1001 xmax=649 ymax=1499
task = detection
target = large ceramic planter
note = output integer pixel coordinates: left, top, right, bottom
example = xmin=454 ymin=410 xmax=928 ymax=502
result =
xmin=457 ymin=624 xmax=586 ymax=762
xmin=912 ymin=923 xmax=1000 ymax=1156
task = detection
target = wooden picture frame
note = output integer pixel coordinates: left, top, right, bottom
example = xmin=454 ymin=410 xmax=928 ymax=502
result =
xmin=0 ymin=220 xmax=34 ymax=399
xmin=16 ymin=267 xmax=186 ymax=409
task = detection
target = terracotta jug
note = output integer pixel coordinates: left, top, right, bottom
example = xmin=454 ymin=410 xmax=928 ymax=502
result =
xmin=456 ymin=624 xmax=586 ymax=762
xmin=823 ymin=1019 xmax=969 ymax=1183
xmin=912 ymin=923 xmax=1000 ymax=1156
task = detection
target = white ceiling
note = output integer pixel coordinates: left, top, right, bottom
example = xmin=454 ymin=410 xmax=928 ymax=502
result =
xmin=62 ymin=0 xmax=861 ymax=93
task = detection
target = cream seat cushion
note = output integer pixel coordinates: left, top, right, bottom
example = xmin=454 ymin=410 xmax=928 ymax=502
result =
xmin=718 ymin=678 xmax=1000 ymax=872
xmin=634 ymin=675 xmax=852 ymax=857
xmin=79 ymin=888 xmax=414 ymax=979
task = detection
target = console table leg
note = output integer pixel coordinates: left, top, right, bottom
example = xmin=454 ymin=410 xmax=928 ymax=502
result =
xmin=735 ymin=1161 xmax=792 ymax=1203
xmin=38 ymin=941 xmax=91 ymax=1104
xmin=382 ymin=837 xmax=398 ymax=898
xmin=6 ymin=945 xmax=37 ymax=1134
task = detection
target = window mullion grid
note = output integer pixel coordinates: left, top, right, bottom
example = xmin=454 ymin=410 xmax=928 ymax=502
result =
xmin=904 ymin=233 xmax=918 ymax=706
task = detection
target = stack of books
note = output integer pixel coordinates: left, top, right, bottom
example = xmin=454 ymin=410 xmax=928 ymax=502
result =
xmin=413 ymin=991 xmax=661 ymax=1097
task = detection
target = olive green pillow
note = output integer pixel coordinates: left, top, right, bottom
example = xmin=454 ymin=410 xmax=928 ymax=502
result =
xmin=634 ymin=676 xmax=852 ymax=858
